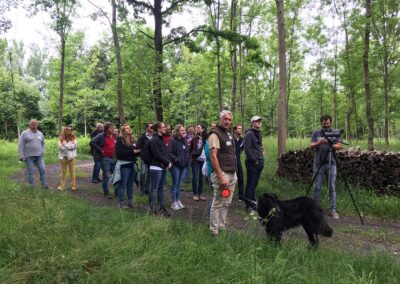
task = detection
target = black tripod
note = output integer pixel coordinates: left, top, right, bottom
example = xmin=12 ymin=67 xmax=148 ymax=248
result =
xmin=305 ymin=145 xmax=364 ymax=225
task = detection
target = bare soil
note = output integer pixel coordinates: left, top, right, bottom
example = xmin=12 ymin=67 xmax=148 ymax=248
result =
xmin=12 ymin=160 xmax=400 ymax=260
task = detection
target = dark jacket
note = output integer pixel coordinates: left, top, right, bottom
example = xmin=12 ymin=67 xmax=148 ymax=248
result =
xmin=115 ymin=136 xmax=138 ymax=162
xmin=90 ymin=132 xmax=107 ymax=160
xmin=149 ymin=133 xmax=171 ymax=169
xmin=168 ymin=136 xmax=190 ymax=168
xmin=90 ymin=130 xmax=102 ymax=154
xmin=136 ymin=132 xmax=151 ymax=158
xmin=244 ymin=128 xmax=264 ymax=164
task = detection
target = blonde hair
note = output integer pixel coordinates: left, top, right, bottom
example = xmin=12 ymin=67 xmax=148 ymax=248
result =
xmin=59 ymin=126 xmax=76 ymax=143
xmin=121 ymin=124 xmax=135 ymax=145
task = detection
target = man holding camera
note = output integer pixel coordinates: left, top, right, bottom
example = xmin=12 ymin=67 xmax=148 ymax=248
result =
xmin=310 ymin=114 xmax=342 ymax=219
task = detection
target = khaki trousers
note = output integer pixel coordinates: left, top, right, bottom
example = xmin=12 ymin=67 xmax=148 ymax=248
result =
xmin=209 ymin=171 xmax=237 ymax=235
xmin=60 ymin=157 xmax=76 ymax=189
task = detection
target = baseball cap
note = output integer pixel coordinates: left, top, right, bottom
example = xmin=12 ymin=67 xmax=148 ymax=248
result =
xmin=251 ymin=116 xmax=262 ymax=123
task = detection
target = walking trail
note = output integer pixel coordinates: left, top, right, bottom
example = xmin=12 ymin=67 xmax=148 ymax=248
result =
xmin=13 ymin=160 xmax=400 ymax=260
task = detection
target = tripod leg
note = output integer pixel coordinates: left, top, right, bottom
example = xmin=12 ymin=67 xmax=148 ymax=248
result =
xmin=306 ymin=164 xmax=322 ymax=197
xmin=331 ymin=150 xmax=364 ymax=225
xmin=344 ymin=178 xmax=364 ymax=225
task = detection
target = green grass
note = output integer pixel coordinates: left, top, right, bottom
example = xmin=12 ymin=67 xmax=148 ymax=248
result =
xmin=0 ymin=138 xmax=399 ymax=283
xmin=259 ymin=137 xmax=400 ymax=219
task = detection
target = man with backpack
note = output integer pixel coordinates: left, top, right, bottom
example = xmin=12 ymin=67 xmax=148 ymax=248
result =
xmin=136 ymin=123 xmax=153 ymax=195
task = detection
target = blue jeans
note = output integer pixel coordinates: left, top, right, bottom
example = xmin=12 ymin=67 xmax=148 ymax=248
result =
xmin=140 ymin=161 xmax=150 ymax=194
xmin=170 ymin=166 xmax=186 ymax=202
xmin=92 ymin=157 xmax=101 ymax=181
xmin=313 ymin=164 xmax=337 ymax=210
xmin=118 ymin=164 xmax=137 ymax=206
xmin=245 ymin=160 xmax=264 ymax=209
xmin=149 ymin=169 xmax=166 ymax=209
xmin=192 ymin=160 xmax=204 ymax=196
xmin=183 ymin=165 xmax=190 ymax=183
xmin=101 ymin=157 xmax=113 ymax=195
xmin=25 ymin=156 xmax=47 ymax=187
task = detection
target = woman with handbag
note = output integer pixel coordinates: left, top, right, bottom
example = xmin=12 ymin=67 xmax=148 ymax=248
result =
xmin=57 ymin=126 xmax=77 ymax=191
xmin=189 ymin=124 xmax=207 ymax=201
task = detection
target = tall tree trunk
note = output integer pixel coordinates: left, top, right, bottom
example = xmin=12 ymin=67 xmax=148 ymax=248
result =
xmin=343 ymin=18 xmax=356 ymax=140
xmin=230 ymin=0 xmax=238 ymax=113
xmin=8 ymin=52 xmax=20 ymax=140
xmin=276 ymin=0 xmax=287 ymax=157
xmin=216 ymin=0 xmax=222 ymax=112
xmin=333 ymin=31 xmax=338 ymax=128
xmin=383 ymin=57 xmax=389 ymax=145
xmin=286 ymin=7 xmax=299 ymax=134
xmin=58 ymin=35 xmax=66 ymax=134
xmin=111 ymin=0 xmax=125 ymax=125
xmin=363 ymin=0 xmax=374 ymax=150
xmin=153 ymin=0 xmax=164 ymax=121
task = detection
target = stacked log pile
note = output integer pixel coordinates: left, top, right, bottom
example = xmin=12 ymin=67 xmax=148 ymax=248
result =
xmin=276 ymin=148 xmax=400 ymax=196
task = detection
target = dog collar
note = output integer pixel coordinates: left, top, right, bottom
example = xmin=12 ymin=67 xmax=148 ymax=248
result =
xmin=258 ymin=206 xmax=280 ymax=225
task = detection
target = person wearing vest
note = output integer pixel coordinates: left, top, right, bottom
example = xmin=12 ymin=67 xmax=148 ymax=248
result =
xmin=208 ymin=110 xmax=237 ymax=236
xmin=244 ymin=116 xmax=265 ymax=216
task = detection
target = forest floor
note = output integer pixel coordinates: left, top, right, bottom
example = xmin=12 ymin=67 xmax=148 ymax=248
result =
xmin=13 ymin=160 xmax=400 ymax=260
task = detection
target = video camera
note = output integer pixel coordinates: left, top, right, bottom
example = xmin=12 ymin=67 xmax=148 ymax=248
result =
xmin=322 ymin=129 xmax=343 ymax=145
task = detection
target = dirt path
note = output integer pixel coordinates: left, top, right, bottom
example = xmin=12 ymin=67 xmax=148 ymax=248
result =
xmin=13 ymin=160 xmax=400 ymax=260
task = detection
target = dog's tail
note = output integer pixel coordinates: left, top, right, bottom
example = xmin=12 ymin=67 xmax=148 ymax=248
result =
xmin=319 ymin=222 xmax=333 ymax=237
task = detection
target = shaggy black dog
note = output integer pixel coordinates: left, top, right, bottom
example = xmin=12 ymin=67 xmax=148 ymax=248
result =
xmin=257 ymin=193 xmax=333 ymax=247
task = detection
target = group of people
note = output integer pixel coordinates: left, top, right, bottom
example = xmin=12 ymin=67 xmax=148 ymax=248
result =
xmin=18 ymin=112 xmax=341 ymax=236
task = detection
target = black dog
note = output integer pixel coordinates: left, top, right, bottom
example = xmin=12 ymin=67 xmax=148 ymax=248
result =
xmin=257 ymin=193 xmax=333 ymax=247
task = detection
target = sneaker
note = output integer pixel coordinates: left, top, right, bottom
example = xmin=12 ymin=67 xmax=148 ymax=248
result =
xmin=198 ymin=195 xmax=206 ymax=201
xmin=104 ymin=194 xmax=112 ymax=199
xmin=57 ymin=186 xmax=64 ymax=191
xmin=120 ymin=204 xmax=129 ymax=209
xmin=92 ymin=179 xmax=101 ymax=183
xmin=193 ymin=195 xmax=199 ymax=201
xmin=238 ymin=196 xmax=245 ymax=202
xmin=177 ymin=200 xmax=185 ymax=209
xmin=159 ymin=207 xmax=171 ymax=217
xmin=329 ymin=210 xmax=340 ymax=219
xmin=247 ymin=207 xmax=256 ymax=216
xmin=71 ymin=187 xmax=77 ymax=191
xmin=171 ymin=202 xmax=180 ymax=211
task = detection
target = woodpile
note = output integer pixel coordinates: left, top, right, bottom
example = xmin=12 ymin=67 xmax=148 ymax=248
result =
xmin=276 ymin=148 xmax=400 ymax=196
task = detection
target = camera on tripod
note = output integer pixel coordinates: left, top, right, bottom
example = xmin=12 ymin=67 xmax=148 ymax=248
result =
xmin=322 ymin=129 xmax=343 ymax=145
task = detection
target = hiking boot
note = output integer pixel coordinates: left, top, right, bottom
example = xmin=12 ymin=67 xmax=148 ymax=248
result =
xmin=159 ymin=207 xmax=171 ymax=218
xmin=329 ymin=210 xmax=339 ymax=219
xmin=177 ymin=200 xmax=185 ymax=209
xmin=171 ymin=202 xmax=180 ymax=211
